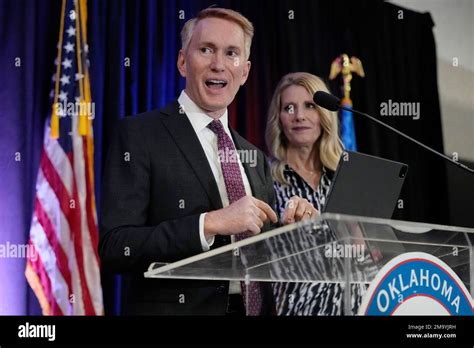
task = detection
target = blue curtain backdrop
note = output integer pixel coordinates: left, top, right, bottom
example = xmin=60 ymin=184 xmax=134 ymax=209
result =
xmin=0 ymin=0 xmax=62 ymax=315
xmin=1 ymin=0 xmax=454 ymax=315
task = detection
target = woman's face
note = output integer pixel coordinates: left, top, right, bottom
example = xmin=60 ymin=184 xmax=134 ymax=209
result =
xmin=279 ymin=85 xmax=322 ymax=148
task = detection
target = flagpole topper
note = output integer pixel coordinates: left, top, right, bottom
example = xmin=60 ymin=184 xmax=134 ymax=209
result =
xmin=329 ymin=53 xmax=365 ymax=102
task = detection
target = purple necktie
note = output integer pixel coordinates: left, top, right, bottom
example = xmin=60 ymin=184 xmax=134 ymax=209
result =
xmin=207 ymin=119 xmax=263 ymax=316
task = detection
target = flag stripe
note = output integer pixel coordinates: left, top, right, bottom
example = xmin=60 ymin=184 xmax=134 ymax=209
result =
xmin=40 ymin=150 xmax=95 ymax=314
xmin=68 ymin=162 xmax=97 ymax=316
xmin=44 ymin=136 xmax=74 ymax=197
xmin=82 ymin=138 xmax=103 ymax=314
xmin=36 ymin=168 xmax=72 ymax=252
xmin=35 ymin=168 xmax=86 ymax=314
xmin=34 ymin=196 xmax=73 ymax=297
xmin=30 ymin=218 xmax=69 ymax=315
xmin=71 ymin=114 xmax=100 ymax=314
xmin=83 ymin=138 xmax=100 ymax=265
xmin=25 ymin=258 xmax=51 ymax=315
xmin=26 ymin=249 xmax=63 ymax=315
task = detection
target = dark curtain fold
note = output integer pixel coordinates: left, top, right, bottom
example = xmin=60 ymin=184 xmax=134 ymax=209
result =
xmin=0 ymin=0 xmax=459 ymax=315
xmin=0 ymin=0 xmax=62 ymax=315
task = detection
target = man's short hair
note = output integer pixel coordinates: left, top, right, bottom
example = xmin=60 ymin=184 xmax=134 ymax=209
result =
xmin=180 ymin=8 xmax=254 ymax=60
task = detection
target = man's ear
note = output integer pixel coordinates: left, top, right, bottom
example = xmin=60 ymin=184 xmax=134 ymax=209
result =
xmin=240 ymin=60 xmax=251 ymax=86
xmin=177 ymin=49 xmax=186 ymax=78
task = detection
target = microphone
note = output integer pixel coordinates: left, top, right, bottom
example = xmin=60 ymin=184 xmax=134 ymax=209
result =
xmin=313 ymin=91 xmax=474 ymax=174
xmin=313 ymin=91 xmax=340 ymax=112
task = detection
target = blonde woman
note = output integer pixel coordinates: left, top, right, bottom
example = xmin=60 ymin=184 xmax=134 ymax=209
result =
xmin=265 ymin=72 xmax=365 ymax=315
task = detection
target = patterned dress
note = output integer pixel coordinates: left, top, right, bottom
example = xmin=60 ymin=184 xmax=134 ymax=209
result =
xmin=271 ymin=164 xmax=368 ymax=316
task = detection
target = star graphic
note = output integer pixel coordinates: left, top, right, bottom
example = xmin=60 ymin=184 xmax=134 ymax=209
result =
xmin=58 ymin=91 xmax=68 ymax=101
xmin=64 ymin=42 xmax=74 ymax=53
xmin=60 ymin=75 xmax=70 ymax=86
xmin=66 ymin=26 xmax=76 ymax=37
xmin=62 ymin=58 xmax=72 ymax=69
xmin=75 ymin=73 xmax=84 ymax=81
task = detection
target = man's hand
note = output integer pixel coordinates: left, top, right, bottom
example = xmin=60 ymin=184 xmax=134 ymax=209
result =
xmin=281 ymin=196 xmax=319 ymax=225
xmin=204 ymin=196 xmax=278 ymax=239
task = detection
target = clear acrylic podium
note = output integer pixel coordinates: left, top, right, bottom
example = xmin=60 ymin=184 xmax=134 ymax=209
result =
xmin=145 ymin=213 xmax=474 ymax=315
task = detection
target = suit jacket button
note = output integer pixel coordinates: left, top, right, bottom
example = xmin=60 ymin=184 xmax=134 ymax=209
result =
xmin=217 ymin=285 xmax=226 ymax=294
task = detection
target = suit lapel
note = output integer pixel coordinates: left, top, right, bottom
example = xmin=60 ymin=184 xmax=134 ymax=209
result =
xmin=160 ymin=102 xmax=223 ymax=210
xmin=230 ymin=128 xmax=266 ymax=201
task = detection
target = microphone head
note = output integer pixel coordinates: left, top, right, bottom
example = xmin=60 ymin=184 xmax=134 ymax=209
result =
xmin=313 ymin=91 xmax=341 ymax=111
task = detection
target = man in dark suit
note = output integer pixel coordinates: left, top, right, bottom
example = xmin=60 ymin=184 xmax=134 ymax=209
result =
xmin=99 ymin=7 xmax=318 ymax=315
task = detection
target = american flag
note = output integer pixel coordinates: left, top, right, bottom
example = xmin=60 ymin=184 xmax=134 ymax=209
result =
xmin=25 ymin=0 xmax=103 ymax=315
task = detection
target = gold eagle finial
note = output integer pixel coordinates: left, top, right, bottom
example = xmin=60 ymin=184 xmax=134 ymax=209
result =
xmin=329 ymin=54 xmax=365 ymax=100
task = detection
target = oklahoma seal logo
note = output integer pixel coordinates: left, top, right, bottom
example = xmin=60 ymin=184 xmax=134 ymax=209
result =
xmin=359 ymin=252 xmax=474 ymax=315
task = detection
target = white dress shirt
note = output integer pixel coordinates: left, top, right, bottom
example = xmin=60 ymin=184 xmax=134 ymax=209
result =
xmin=177 ymin=90 xmax=253 ymax=242
xmin=178 ymin=91 xmax=252 ymax=294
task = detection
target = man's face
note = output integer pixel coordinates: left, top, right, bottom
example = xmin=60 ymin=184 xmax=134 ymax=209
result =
xmin=177 ymin=17 xmax=251 ymax=117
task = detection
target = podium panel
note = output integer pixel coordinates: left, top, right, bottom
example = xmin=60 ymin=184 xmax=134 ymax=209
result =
xmin=145 ymin=213 xmax=474 ymax=315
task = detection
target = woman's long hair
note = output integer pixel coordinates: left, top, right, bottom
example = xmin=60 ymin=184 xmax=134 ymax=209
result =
xmin=265 ymin=72 xmax=344 ymax=185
